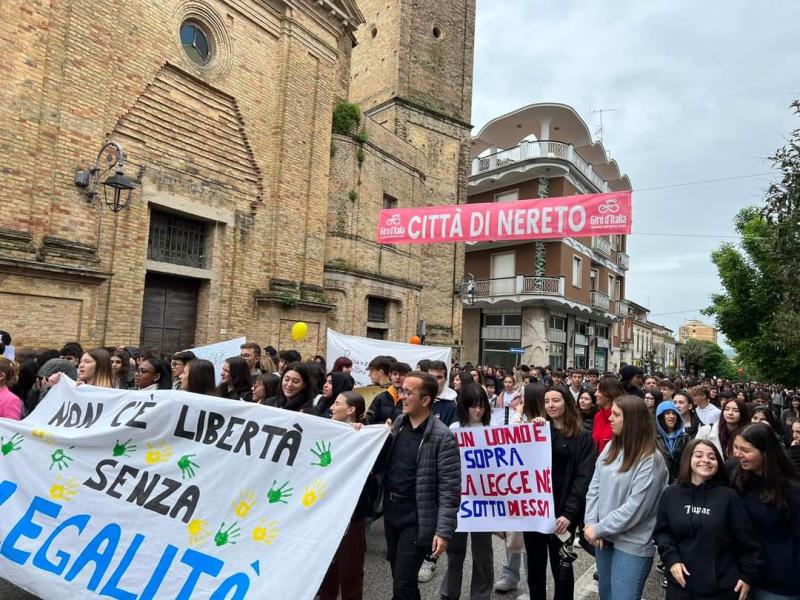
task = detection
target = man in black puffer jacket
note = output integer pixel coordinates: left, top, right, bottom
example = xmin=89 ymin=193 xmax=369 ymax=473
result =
xmin=378 ymin=370 xmax=461 ymax=600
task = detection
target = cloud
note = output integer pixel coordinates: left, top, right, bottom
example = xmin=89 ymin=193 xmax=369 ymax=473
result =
xmin=473 ymin=0 xmax=800 ymax=342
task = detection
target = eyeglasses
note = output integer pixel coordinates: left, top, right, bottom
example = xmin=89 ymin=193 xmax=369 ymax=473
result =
xmin=398 ymin=388 xmax=417 ymax=397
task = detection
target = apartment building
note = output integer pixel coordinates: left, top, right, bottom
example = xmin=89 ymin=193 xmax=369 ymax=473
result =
xmin=460 ymin=103 xmax=631 ymax=372
xmin=679 ymin=319 xmax=718 ymax=344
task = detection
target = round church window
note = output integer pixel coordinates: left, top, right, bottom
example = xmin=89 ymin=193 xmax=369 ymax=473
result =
xmin=180 ymin=21 xmax=212 ymax=65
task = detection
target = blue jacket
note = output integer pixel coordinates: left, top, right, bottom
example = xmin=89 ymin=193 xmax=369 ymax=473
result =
xmin=655 ymin=401 xmax=689 ymax=482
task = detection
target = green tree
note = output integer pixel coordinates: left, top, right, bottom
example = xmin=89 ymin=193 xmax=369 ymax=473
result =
xmin=705 ymin=102 xmax=800 ymax=385
xmin=680 ymin=339 xmax=735 ymax=379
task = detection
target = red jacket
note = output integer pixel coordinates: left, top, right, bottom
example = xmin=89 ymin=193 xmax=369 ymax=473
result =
xmin=592 ymin=405 xmax=613 ymax=456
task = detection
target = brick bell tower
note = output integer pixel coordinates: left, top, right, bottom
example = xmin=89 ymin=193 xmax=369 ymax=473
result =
xmin=349 ymin=0 xmax=476 ymax=349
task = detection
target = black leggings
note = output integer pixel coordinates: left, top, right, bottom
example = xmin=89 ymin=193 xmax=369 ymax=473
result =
xmin=523 ymin=531 xmax=573 ymax=600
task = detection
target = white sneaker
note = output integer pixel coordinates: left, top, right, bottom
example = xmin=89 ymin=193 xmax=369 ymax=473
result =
xmin=417 ymin=559 xmax=436 ymax=583
xmin=494 ymin=575 xmax=518 ymax=592
xmin=516 ymin=595 xmax=530 ymax=600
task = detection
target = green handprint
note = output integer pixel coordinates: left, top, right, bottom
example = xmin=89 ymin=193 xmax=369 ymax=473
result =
xmin=214 ymin=521 xmax=241 ymax=547
xmin=267 ymin=480 xmax=292 ymax=504
xmin=49 ymin=448 xmax=74 ymax=471
xmin=310 ymin=441 xmax=332 ymax=467
xmin=177 ymin=454 xmax=199 ymax=479
xmin=1 ymin=433 xmax=23 ymax=456
xmin=112 ymin=439 xmax=136 ymax=457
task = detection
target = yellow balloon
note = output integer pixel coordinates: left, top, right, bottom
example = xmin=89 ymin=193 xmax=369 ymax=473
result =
xmin=291 ymin=321 xmax=309 ymax=342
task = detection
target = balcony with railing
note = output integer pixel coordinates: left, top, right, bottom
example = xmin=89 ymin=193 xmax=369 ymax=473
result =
xmin=468 ymin=275 xmax=564 ymax=303
xmin=591 ymin=236 xmax=612 ymax=259
xmin=616 ymin=251 xmax=630 ymax=269
xmin=590 ymin=290 xmax=610 ymax=311
xmin=615 ymin=300 xmax=629 ymax=317
xmin=470 ymin=140 xmax=610 ymax=192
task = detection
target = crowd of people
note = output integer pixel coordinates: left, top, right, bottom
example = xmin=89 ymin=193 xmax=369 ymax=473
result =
xmin=0 ymin=328 xmax=799 ymax=600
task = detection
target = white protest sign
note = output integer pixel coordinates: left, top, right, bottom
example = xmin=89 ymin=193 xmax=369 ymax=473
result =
xmin=0 ymin=381 xmax=388 ymax=599
xmin=185 ymin=337 xmax=246 ymax=384
xmin=326 ymin=329 xmax=451 ymax=387
xmin=453 ymin=423 xmax=555 ymax=533
xmin=1 ymin=346 xmax=15 ymax=360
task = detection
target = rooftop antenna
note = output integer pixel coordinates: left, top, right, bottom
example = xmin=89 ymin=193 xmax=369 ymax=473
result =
xmin=590 ymin=108 xmax=618 ymax=144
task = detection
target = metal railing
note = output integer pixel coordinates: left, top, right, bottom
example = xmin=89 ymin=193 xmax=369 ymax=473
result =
xmin=616 ymin=300 xmax=629 ymax=317
xmin=471 ymin=140 xmax=610 ymax=192
xmin=471 ymin=275 xmax=564 ymax=299
xmin=591 ymin=236 xmax=612 ymax=258
xmin=590 ymin=290 xmax=610 ymax=311
xmin=617 ymin=251 xmax=630 ymax=269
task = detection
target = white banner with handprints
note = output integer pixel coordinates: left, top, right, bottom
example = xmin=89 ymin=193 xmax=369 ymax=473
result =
xmin=325 ymin=329 xmax=451 ymax=387
xmin=0 ymin=380 xmax=388 ymax=599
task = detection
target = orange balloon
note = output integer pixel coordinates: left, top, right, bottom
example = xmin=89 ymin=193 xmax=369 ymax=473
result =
xmin=409 ymin=335 xmax=422 ymax=345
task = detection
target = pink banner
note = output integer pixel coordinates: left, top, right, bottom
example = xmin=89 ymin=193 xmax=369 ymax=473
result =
xmin=376 ymin=191 xmax=632 ymax=244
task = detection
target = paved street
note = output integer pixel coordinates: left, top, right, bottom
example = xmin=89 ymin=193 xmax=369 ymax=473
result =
xmin=0 ymin=519 xmax=665 ymax=599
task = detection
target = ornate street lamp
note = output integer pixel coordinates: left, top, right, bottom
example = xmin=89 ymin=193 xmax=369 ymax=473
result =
xmin=75 ymin=141 xmax=137 ymax=212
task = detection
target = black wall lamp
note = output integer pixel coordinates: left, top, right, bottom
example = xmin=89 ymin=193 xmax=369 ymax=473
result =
xmin=75 ymin=141 xmax=137 ymax=213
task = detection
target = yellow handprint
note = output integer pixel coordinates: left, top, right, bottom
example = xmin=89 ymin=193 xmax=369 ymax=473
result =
xmin=145 ymin=441 xmax=173 ymax=465
xmin=232 ymin=490 xmax=257 ymax=518
xmin=301 ymin=480 xmax=326 ymax=507
xmin=187 ymin=519 xmax=210 ymax=547
xmin=49 ymin=476 xmax=79 ymax=502
xmin=251 ymin=518 xmax=280 ymax=546
xmin=32 ymin=429 xmax=55 ymax=445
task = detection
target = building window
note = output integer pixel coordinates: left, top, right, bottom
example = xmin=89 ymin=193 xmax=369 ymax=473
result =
xmin=366 ymin=327 xmax=386 ymax=340
xmin=590 ymin=269 xmax=598 ymax=291
xmin=482 ymin=340 xmax=521 ymax=370
xmin=383 ymin=194 xmax=398 ymax=210
xmin=482 ymin=313 xmax=521 ymax=327
xmin=180 ymin=21 xmax=212 ymax=65
xmin=147 ymin=210 xmax=207 ymax=268
xmin=367 ymin=297 xmax=388 ymax=323
xmin=576 ymin=321 xmax=589 ymax=336
xmin=494 ymin=189 xmax=519 ymax=203
xmin=571 ymin=256 xmax=582 ymax=287
xmin=548 ymin=342 xmax=565 ymax=370
xmin=548 ymin=315 xmax=566 ymax=331
xmin=596 ymin=325 xmax=609 ymax=339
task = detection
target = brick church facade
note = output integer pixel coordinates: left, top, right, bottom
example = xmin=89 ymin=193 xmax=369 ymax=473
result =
xmin=0 ymin=0 xmax=475 ymax=357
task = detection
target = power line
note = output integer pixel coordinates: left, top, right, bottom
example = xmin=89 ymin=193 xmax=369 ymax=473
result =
xmin=629 ymin=232 xmax=769 ymax=240
xmin=647 ymin=308 xmax=707 ymax=316
xmin=632 ymin=172 xmax=775 ymax=193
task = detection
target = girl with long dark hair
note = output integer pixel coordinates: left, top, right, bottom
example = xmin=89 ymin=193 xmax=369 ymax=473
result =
xmin=578 ymin=389 xmax=597 ymax=434
xmin=110 ymin=349 xmax=133 ymax=389
xmin=179 ymin=359 xmax=217 ymax=396
xmin=315 ymin=371 xmax=354 ymax=417
xmin=267 ymin=362 xmax=315 ymax=412
xmin=655 ymin=439 xmax=761 ymax=600
xmin=584 ymin=395 xmax=669 ymax=600
xmin=732 ymin=424 xmax=800 ymax=599
xmin=698 ymin=397 xmax=751 ymax=459
xmin=217 ymin=356 xmax=253 ymax=401
xmin=524 ymin=385 xmax=595 ymax=600
xmin=252 ymin=372 xmax=281 ymax=405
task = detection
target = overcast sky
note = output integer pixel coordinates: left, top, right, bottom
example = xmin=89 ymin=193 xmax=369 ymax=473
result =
xmin=472 ymin=0 xmax=800 ymax=346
